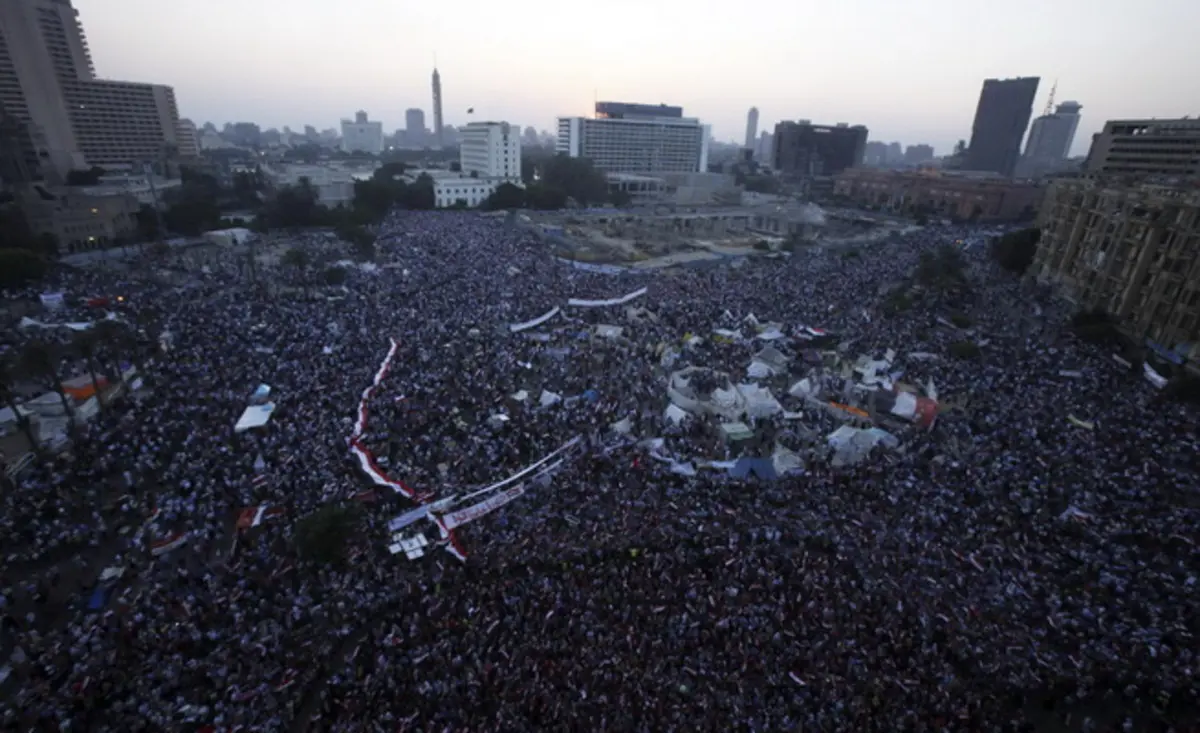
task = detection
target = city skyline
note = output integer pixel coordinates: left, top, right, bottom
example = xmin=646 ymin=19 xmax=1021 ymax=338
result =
xmin=73 ymin=0 xmax=1199 ymax=157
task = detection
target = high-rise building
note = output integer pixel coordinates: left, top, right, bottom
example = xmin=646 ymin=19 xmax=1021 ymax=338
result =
xmin=772 ymin=121 xmax=868 ymax=178
xmin=1025 ymin=101 xmax=1082 ymax=161
xmin=756 ymin=131 xmax=773 ymax=165
xmin=1084 ymin=118 xmax=1200 ymax=179
xmin=744 ymin=107 xmax=759 ymax=150
xmin=0 ymin=0 xmax=189 ymax=176
xmin=405 ymin=108 xmax=426 ymax=147
xmin=459 ymin=121 xmax=521 ymax=181
xmin=556 ymin=102 xmax=708 ymax=174
xmin=431 ymin=67 xmax=444 ymax=148
xmin=903 ymin=144 xmax=935 ymax=165
xmin=1034 ymin=179 xmax=1200 ymax=364
xmin=340 ymin=111 xmax=383 ymax=155
xmin=964 ymin=76 xmax=1040 ymax=177
xmin=0 ymin=100 xmax=43 ymax=183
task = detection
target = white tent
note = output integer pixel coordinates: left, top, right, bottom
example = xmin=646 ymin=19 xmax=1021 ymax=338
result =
xmin=539 ymin=389 xmax=562 ymax=407
xmin=234 ymin=403 xmax=276 ymax=433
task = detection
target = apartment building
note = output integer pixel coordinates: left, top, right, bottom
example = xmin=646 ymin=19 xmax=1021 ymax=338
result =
xmin=833 ymin=168 xmax=1043 ymax=221
xmin=0 ymin=0 xmax=189 ymax=176
xmin=557 ymin=102 xmax=708 ymax=175
xmin=459 ymin=121 xmax=521 ymax=181
xmin=1034 ymin=179 xmax=1200 ymax=363
xmin=1084 ymin=118 xmax=1200 ymax=179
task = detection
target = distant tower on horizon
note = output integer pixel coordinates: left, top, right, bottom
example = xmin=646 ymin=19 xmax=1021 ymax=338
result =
xmin=744 ymin=107 xmax=759 ymax=150
xmin=431 ymin=65 xmax=444 ymax=148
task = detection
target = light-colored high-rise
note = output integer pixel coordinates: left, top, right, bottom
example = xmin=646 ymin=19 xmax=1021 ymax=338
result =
xmin=0 ymin=0 xmax=190 ymax=176
xmin=744 ymin=107 xmax=759 ymax=150
xmin=341 ymin=111 xmax=383 ymax=154
xmin=1025 ymin=101 xmax=1082 ymax=161
xmin=459 ymin=121 xmax=521 ymax=182
xmin=557 ymin=102 xmax=709 ymax=175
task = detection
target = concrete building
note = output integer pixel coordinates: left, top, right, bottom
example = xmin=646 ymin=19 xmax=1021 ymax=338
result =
xmin=744 ymin=107 xmax=759 ymax=150
xmin=0 ymin=0 xmax=189 ymax=176
xmin=556 ymin=102 xmax=709 ymax=175
xmin=1034 ymin=179 xmax=1200 ymax=364
xmin=904 ymin=144 xmax=935 ymax=165
xmin=1083 ymin=118 xmax=1200 ymax=179
xmin=176 ymin=118 xmax=199 ymax=158
xmin=834 ymin=168 xmax=1043 ymax=221
xmin=459 ymin=121 xmax=521 ymax=182
xmin=965 ymin=77 xmax=1040 ymax=177
xmin=17 ymin=185 xmax=138 ymax=252
xmin=341 ymin=111 xmax=383 ymax=155
xmin=772 ymin=121 xmax=867 ymax=178
xmin=404 ymin=108 xmax=426 ymax=148
xmin=433 ymin=177 xmax=501 ymax=209
xmin=755 ymin=131 xmax=773 ymax=166
xmin=1025 ymin=101 xmax=1082 ymax=163
xmin=81 ymin=171 xmax=181 ymax=208
xmin=263 ymin=163 xmax=375 ymax=208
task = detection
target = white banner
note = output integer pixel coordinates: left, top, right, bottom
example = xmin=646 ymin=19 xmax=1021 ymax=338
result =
xmin=509 ymin=306 xmax=560 ymax=333
xmin=441 ymin=484 xmax=525 ymax=530
xmin=567 ymin=287 xmax=648 ymax=308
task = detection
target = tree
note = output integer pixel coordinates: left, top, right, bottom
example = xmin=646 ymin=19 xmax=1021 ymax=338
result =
xmin=71 ymin=330 xmax=107 ymax=412
xmin=541 ymin=155 xmax=608 ymax=207
xmin=916 ymin=244 xmax=967 ymax=290
xmin=93 ymin=319 xmax=141 ymax=381
xmin=0 ymin=355 xmax=38 ymax=453
xmin=281 ymin=247 xmax=309 ymax=271
xmin=65 ymin=166 xmax=106 ymax=186
xmin=18 ymin=341 xmax=74 ymax=423
xmin=449 ymin=161 xmax=462 ymax=173
xmin=609 ymin=189 xmax=633 ymax=208
xmin=266 ymin=178 xmax=324 ymax=228
xmin=163 ymin=176 xmax=222 ymax=235
xmin=295 ymin=504 xmax=360 ymax=563
xmin=0 ymin=248 xmax=47 ymax=288
xmin=322 ymin=266 xmax=348 ymax=286
xmin=232 ymin=170 xmax=265 ymax=208
xmin=482 ymin=182 xmax=526 ymax=211
xmin=991 ymin=227 xmax=1040 ymax=275
xmin=135 ymin=204 xmax=162 ymax=242
xmin=949 ymin=341 xmax=981 ymax=359
xmin=524 ymin=182 xmax=568 ymax=210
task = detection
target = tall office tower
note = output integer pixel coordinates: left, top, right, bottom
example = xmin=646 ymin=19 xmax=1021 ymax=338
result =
xmin=405 ymin=108 xmax=426 ymax=147
xmin=459 ymin=121 xmax=521 ymax=181
xmin=557 ymin=101 xmax=708 ymax=174
xmin=431 ymin=67 xmax=444 ymax=148
xmin=1025 ymin=101 xmax=1083 ymax=161
xmin=964 ymin=76 xmax=1040 ymax=176
xmin=772 ymin=121 xmax=868 ymax=177
xmin=744 ymin=107 xmax=759 ymax=150
xmin=0 ymin=0 xmax=189 ymax=176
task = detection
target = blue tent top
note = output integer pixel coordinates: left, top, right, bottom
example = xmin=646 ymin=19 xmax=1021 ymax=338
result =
xmin=729 ymin=457 xmax=778 ymax=480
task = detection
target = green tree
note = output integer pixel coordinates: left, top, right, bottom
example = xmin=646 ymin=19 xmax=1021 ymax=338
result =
xmin=232 ymin=170 xmax=265 ymax=208
xmin=65 ymin=166 xmax=106 ymax=186
xmin=541 ymin=155 xmax=608 ymax=206
xmin=135 ymin=204 xmax=161 ymax=242
xmin=282 ymin=247 xmax=309 ymax=271
xmin=483 ymin=182 xmax=526 ymax=210
xmin=991 ymin=227 xmax=1041 ymax=275
xmin=524 ymin=182 xmax=568 ymax=210
xmin=266 ymin=178 xmax=324 ymax=228
xmin=0 ymin=248 xmax=47 ymax=288
xmin=18 ymin=341 xmax=74 ymax=423
xmin=295 ymin=504 xmax=361 ymax=563
xmin=0 ymin=355 xmax=38 ymax=453
xmin=163 ymin=175 xmax=222 ymax=235
xmin=322 ymin=266 xmax=348 ymax=286
xmin=916 ymin=244 xmax=967 ymax=290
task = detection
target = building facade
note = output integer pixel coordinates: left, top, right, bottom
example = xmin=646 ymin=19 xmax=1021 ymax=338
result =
xmin=1025 ymin=101 xmax=1082 ymax=162
xmin=556 ymin=106 xmax=709 ymax=175
xmin=965 ymin=76 xmax=1040 ymax=177
xmin=0 ymin=0 xmax=188 ymax=177
xmin=404 ymin=108 xmax=426 ymax=147
xmin=904 ymin=144 xmax=935 ymax=165
xmin=834 ymin=168 xmax=1043 ymax=221
xmin=772 ymin=121 xmax=867 ymax=178
xmin=744 ymin=107 xmax=759 ymax=150
xmin=459 ymin=121 xmax=521 ymax=181
xmin=1034 ymin=179 xmax=1200 ymax=363
xmin=1083 ymin=118 xmax=1200 ymax=179
xmin=341 ymin=111 xmax=383 ymax=155
xmin=433 ymin=177 xmax=501 ymax=208
xmin=19 ymin=187 xmax=138 ymax=252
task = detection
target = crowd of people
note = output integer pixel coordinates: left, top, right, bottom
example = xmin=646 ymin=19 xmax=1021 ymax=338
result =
xmin=0 ymin=210 xmax=1196 ymax=732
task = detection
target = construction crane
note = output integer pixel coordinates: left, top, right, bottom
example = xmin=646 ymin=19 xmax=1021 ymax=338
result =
xmin=1043 ymin=80 xmax=1058 ymax=116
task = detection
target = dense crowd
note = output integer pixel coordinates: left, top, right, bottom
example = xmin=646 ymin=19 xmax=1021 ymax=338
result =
xmin=0 ymin=211 xmax=1196 ymax=732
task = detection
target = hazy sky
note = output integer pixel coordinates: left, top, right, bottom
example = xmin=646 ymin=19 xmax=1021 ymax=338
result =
xmin=75 ymin=0 xmax=1199 ymax=157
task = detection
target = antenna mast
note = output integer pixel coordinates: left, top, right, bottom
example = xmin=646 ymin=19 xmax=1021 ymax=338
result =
xmin=1043 ymin=80 xmax=1057 ymax=116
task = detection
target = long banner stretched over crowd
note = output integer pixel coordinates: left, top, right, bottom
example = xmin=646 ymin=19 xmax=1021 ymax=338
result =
xmin=507 ymin=288 xmax=650 ymax=332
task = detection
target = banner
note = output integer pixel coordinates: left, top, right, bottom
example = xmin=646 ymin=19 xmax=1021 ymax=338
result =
xmin=509 ymin=306 xmax=560 ymax=333
xmin=151 ymin=531 xmax=189 ymax=556
xmin=441 ymin=484 xmax=526 ymax=530
xmin=567 ymin=287 xmax=648 ymax=308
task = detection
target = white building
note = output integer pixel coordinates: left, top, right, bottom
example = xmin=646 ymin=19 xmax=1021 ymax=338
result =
xmin=433 ymin=177 xmax=502 ymax=208
xmin=340 ymin=110 xmax=384 ymax=155
xmin=459 ymin=121 xmax=521 ymax=181
xmin=82 ymin=172 xmax=182 ymax=208
xmin=556 ymin=114 xmax=709 ymax=175
xmin=264 ymin=163 xmax=376 ymax=208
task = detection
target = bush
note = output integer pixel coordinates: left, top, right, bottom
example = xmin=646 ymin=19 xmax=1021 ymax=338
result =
xmin=295 ymin=504 xmax=361 ymax=563
xmin=882 ymin=288 xmax=912 ymax=315
xmin=0 ymin=248 xmax=47 ymax=287
xmin=949 ymin=312 xmax=973 ymax=328
xmin=949 ymin=341 xmax=981 ymax=359
xmin=991 ymin=228 xmax=1040 ymax=275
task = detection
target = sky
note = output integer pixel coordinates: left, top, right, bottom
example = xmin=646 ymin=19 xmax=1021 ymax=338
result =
xmin=75 ymin=0 xmax=1200 ymax=157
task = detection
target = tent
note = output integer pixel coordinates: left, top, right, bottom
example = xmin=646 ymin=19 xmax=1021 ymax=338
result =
xmin=729 ymin=457 xmax=778 ymax=480
xmin=234 ymin=403 xmax=276 ymax=433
